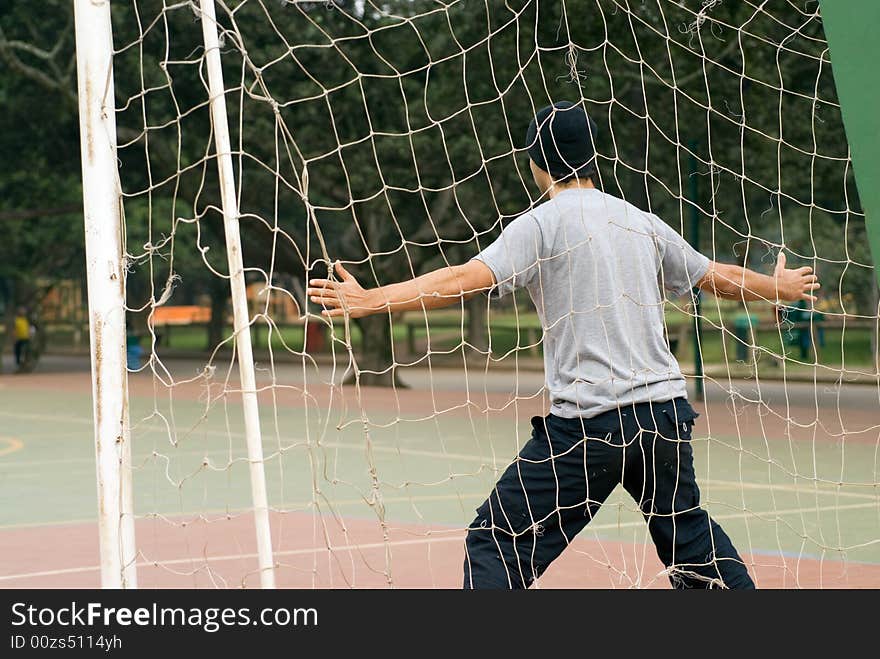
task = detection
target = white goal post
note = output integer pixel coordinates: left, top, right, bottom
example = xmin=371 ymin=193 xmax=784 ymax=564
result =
xmin=74 ymin=0 xmax=277 ymax=589
xmin=73 ymin=0 xmax=138 ymax=589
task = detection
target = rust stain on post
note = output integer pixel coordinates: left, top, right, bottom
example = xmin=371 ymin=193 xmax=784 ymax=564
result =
xmin=85 ymin=79 xmax=94 ymax=163
xmin=93 ymin=313 xmax=103 ymax=428
xmin=121 ymin=349 xmax=129 ymax=423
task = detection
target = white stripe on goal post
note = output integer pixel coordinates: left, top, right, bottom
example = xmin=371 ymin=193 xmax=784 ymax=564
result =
xmin=73 ymin=0 xmax=138 ymax=589
xmin=198 ymin=0 xmax=277 ymax=588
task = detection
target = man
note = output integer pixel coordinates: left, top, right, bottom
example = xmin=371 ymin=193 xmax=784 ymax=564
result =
xmin=13 ymin=307 xmax=32 ymax=371
xmin=306 ymin=101 xmax=820 ymax=589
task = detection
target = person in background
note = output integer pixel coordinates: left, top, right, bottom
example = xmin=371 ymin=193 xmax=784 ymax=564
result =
xmin=793 ymin=298 xmax=826 ymax=360
xmin=13 ymin=307 xmax=31 ymax=371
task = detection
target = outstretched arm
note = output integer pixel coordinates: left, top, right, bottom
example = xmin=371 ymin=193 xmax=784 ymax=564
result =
xmin=306 ymin=259 xmax=496 ymax=319
xmin=697 ymin=252 xmax=820 ymax=303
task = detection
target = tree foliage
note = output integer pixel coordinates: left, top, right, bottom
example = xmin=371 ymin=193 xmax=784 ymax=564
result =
xmin=0 ymin=0 xmax=872 ymax=379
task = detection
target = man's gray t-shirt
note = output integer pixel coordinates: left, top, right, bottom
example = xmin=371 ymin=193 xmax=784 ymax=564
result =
xmin=472 ymin=188 xmax=710 ymax=419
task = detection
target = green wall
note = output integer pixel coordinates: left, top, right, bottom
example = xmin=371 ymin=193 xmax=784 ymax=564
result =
xmin=819 ymin=0 xmax=880 ymax=285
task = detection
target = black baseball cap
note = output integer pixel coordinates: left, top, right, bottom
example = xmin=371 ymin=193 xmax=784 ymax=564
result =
xmin=526 ymin=101 xmax=598 ymax=179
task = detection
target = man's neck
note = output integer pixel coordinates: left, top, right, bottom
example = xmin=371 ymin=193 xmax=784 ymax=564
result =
xmin=547 ymin=180 xmax=596 ymax=199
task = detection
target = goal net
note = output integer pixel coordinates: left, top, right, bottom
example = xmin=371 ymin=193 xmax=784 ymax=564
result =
xmin=80 ymin=0 xmax=879 ymax=587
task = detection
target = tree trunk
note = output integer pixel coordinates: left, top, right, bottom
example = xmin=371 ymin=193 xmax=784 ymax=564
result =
xmin=623 ymin=83 xmax=649 ymax=211
xmin=345 ymin=314 xmax=407 ymax=388
xmin=1 ymin=278 xmax=14 ymax=373
xmin=466 ymin=295 xmax=488 ymax=354
xmin=207 ymin=277 xmax=229 ymax=350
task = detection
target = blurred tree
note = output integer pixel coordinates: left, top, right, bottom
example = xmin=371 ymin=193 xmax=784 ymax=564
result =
xmin=0 ymin=0 xmax=867 ymax=383
xmin=0 ymin=1 xmax=83 ymax=360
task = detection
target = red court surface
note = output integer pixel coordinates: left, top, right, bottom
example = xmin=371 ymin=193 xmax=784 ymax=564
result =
xmin=3 ymin=512 xmax=878 ymax=589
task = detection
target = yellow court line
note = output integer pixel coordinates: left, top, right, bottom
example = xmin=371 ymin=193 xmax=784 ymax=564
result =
xmin=0 ymin=437 xmax=24 ymax=458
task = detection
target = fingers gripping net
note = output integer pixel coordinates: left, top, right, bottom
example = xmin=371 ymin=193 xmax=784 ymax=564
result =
xmin=102 ymin=0 xmax=879 ymax=587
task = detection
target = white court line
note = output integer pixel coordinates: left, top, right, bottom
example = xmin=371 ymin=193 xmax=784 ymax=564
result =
xmin=3 ymin=410 xmax=880 ymax=494
xmin=0 ymin=536 xmax=464 ymax=582
xmin=0 ymin=468 xmax=876 ymax=532
xmin=1 ymin=500 xmax=876 ymax=583
xmin=0 ymin=492 xmax=487 ymax=532
xmin=703 ymin=479 xmax=878 ymax=499
xmin=1 ymin=483 xmax=874 ymax=533
xmin=3 ymin=441 xmax=876 ymax=501
xmin=0 ymin=424 xmax=494 ymax=469
xmin=1 ymin=412 xmax=877 ymax=540
xmin=584 ymin=500 xmax=878 ymax=531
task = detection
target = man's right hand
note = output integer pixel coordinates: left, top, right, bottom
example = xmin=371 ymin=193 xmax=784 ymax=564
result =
xmin=308 ymin=261 xmax=381 ymax=319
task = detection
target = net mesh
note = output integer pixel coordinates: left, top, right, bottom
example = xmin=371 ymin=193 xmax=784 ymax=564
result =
xmin=105 ymin=0 xmax=879 ymax=587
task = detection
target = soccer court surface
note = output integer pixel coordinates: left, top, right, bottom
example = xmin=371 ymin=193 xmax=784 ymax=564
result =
xmin=1 ymin=356 xmax=878 ymax=588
